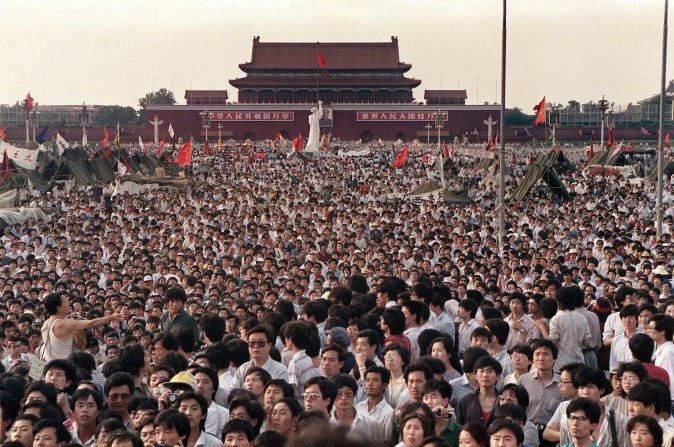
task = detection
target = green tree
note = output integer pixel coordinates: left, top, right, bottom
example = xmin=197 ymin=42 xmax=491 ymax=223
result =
xmin=139 ymin=88 xmax=177 ymax=109
xmin=567 ymin=100 xmax=581 ymax=112
xmin=93 ymin=106 xmax=138 ymax=126
xmin=504 ymin=107 xmax=534 ymax=125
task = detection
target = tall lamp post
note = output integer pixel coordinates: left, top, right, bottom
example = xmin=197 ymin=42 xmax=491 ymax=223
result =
xmin=550 ymin=105 xmax=560 ymax=147
xmin=498 ymin=0 xmax=507 ymax=254
xmin=657 ymin=0 xmax=669 ymax=239
xmin=79 ymin=103 xmax=90 ymax=146
xmin=598 ymin=96 xmax=610 ymax=148
xmin=424 ymin=123 xmax=432 ymax=145
xmin=217 ymin=123 xmax=223 ymax=145
xmin=435 ymin=110 xmax=445 ymax=187
xmin=199 ymin=110 xmax=211 ymax=142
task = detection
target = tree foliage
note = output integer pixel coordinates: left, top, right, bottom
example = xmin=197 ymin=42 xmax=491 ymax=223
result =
xmin=94 ymin=106 xmax=138 ymax=126
xmin=139 ymin=88 xmax=177 ymax=109
xmin=504 ymin=107 xmax=534 ymax=125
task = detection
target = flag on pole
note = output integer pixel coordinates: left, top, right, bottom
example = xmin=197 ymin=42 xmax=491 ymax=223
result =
xmin=317 ymin=51 xmax=327 ymax=67
xmin=157 ymin=139 xmax=165 ymax=156
xmin=293 ymin=134 xmax=302 ymax=151
xmin=138 ymin=135 xmax=146 ymax=153
xmin=175 ymin=141 xmax=192 ymax=166
xmin=0 ymin=141 xmax=37 ymax=170
xmin=321 ymin=133 xmax=329 ymax=149
xmin=168 ymin=123 xmax=175 ymax=138
xmin=443 ymin=143 xmax=452 ymax=160
xmin=55 ymin=132 xmax=70 ymax=155
xmin=0 ymin=151 xmax=11 ymax=185
xmin=101 ymin=127 xmax=109 ymax=149
xmin=204 ymin=140 xmax=211 ymax=156
xmin=277 ymin=133 xmax=287 ymax=150
xmin=607 ymin=128 xmax=615 ymax=148
xmin=533 ymin=96 xmax=546 ymax=126
xmin=36 ymin=126 xmax=48 ymax=144
xmin=25 ymin=93 xmax=34 ymax=111
xmin=391 ymin=145 xmax=409 ymax=169
xmin=0 ymin=128 xmax=7 ymax=142
xmin=114 ymin=123 xmax=121 ymax=146
xmin=587 ymin=143 xmax=594 ymax=162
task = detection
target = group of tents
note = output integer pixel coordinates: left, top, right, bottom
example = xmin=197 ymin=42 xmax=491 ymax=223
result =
xmin=1 ymin=147 xmax=183 ymax=194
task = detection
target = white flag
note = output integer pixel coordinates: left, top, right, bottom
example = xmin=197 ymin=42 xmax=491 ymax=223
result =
xmin=168 ymin=123 xmax=174 ymax=138
xmin=55 ymin=132 xmax=70 ymax=155
xmin=138 ymin=135 xmax=145 ymax=152
xmin=82 ymin=132 xmax=88 ymax=146
xmin=0 ymin=141 xmax=37 ymax=170
xmin=117 ymin=160 xmax=128 ymax=176
xmin=37 ymin=144 xmax=47 ymax=152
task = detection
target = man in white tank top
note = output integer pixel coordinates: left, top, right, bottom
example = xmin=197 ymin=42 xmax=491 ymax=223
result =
xmin=39 ymin=292 xmax=123 ymax=362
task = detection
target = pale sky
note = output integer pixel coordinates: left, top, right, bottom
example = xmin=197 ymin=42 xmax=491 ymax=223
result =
xmin=0 ymin=0 xmax=670 ymax=111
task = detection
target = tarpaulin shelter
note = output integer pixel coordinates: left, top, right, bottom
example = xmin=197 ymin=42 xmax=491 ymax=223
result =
xmin=512 ymin=150 xmax=571 ymax=202
xmin=407 ymin=181 xmax=472 ymax=204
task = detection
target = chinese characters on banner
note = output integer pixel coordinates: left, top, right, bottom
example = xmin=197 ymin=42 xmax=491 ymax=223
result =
xmin=208 ymin=112 xmax=295 ymax=121
xmin=356 ymin=111 xmax=448 ymax=121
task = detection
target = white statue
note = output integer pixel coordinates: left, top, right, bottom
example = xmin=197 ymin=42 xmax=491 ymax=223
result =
xmin=305 ymin=100 xmax=322 ymax=152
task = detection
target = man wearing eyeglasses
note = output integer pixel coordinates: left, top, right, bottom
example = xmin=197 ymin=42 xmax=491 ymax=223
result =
xmin=231 ymin=326 xmax=288 ymax=390
xmin=564 ymin=398 xmax=601 ymax=447
xmin=1 ymin=335 xmax=30 ymax=369
xmin=301 ymin=376 xmax=337 ymax=416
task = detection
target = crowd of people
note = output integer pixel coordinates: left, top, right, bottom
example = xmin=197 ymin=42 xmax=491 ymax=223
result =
xmin=0 ymin=140 xmax=672 ymax=447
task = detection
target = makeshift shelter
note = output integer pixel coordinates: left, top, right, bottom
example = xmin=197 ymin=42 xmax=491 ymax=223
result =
xmin=87 ymin=158 xmax=115 ymax=183
xmin=407 ymin=181 xmax=472 ymax=204
xmin=512 ymin=150 xmax=571 ymax=202
xmin=0 ymin=208 xmax=56 ymax=230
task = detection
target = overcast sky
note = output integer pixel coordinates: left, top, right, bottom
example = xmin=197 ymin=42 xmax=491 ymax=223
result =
xmin=0 ymin=0 xmax=669 ymax=110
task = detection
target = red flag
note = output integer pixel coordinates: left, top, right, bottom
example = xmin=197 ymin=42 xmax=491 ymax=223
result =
xmin=486 ymin=131 xmax=499 ymax=151
xmin=175 ymin=141 xmax=192 ymax=166
xmin=666 ymin=132 xmax=671 ymax=149
xmin=204 ymin=140 xmax=211 ymax=156
xmin=25 ymin=93 xmax=34 ymax=111
xmin=293 ymin=134 xmax=302 ymax=151
xmin=607 ymin=128 xmax=615 ymax=149
xmin=157 ymin=139 xmax=165 ymax=156
xmin=533 ymin=96 xmax=546 ymax=126
xmin=101 ymin=127 xmax=109 ymax=148
xmin=0 ymin=128 xmax=7 ymax=141
xmin=0 ymin=151 xmax=11 ymax=185
xmin=317 ymin=51 xmax=327 ymax=67
xmin=321 ymin=133 xmax=329 ymax=149
xmin=391 ymin=145 xmax=409 ymax=169
xmin=443 ymin=143 xmax=452 ymax=159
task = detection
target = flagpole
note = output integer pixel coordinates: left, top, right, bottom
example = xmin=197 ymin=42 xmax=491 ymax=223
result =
xmin=316 ymin=42 xmax=320 ymax=105
xmin=657 ymin=0 xmax=668 ymax=239
xmin=498 ymin=0 xmax=507 ymax=254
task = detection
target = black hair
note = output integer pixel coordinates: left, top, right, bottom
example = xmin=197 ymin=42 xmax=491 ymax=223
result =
xmin=573 ymin=367 xmax=608 ymax=392
xmin=69 ymin=351 xmax=97 ymax=372
xmin=303 ymin=376 xmax=337 ymax=412
xmin=566 ymin=397 xmax=601 ymax=424
xmin=364 ymin=366 xmax=391 ymax=385
xmin=158 ymin=352 xmax=189 ymax=374
xmin=155 ymin=409 xmax=191 ymax=443
xmin=421 ymin=378 xmax=452 ymax=401
xmin=494 ymin=403 xmax=527 ymax=423
xmin=264 ymin=379 xmax=294 ymax=400
xmin=539 ymin=298 xmax=558 ymax=319
xmin=24 ymin=381 xmax=57 ymax=406
xmin=404 ymin=362 xmax=433 ymax=384
xmin=381 ymin=308 xmax=406 ymax=335
xmin=402 ymin=300 xmax=427 ymax=325
xmin=400 ymin=412 xmax=433 ymax=440
xmin=283 ymin=321 xmax=312 ymax=350
xmin=43 ymin=359 xmax=79 ymax=395
xmin=487 ymin=418 xmax=524 ymax=444
xmin=459 ymin=422 xmax=489 ymax=447
xmin=103 ymin=372 xmax=135 ymax=397
xmin=223 ymin=418 xmax=257 ymax=442
xmin=114 ymin=343 xmax=147 ymax=377
xmin=627 ymin=382 xmax=662 ymax=413
xmin=43 ymin=293 xmax=64 ymax=316
xmin=202 ymin=342 xmax=231 ymax=371
xmin=530 ymin=338 xmax=558 ymax=359
xmin=32 ymin=418 xmax=72 ymax=443
xmin=356 ymin=329 xmax=379 ymax=348
xmin=381 ymin=343 xmax=411 ymax=370
xmin=106 ymin=431 xmax=143 ymax=447
xmin=499 ymin=383 xmax=530 ymax=409
xmin=481 ymin=306 xmax=503 ymax=320
xmin=484 ymin=319 xmax=510 ymax=346
xmin=510 ymin=343 xmax=533 ymax=361
xmin=176 ymin=390 xmax=209 ymax=431
xmin=165 ymin=287 xmax=188 ymax=303
xmin=94 ymin=418 xmax=126 ymax=437
xmin=253 ymin=430 xmax=286 ymax=447
xmin=174 ymin=326 xmax=198 ymax=354
xmin=244 ymin=366 xmax=272 ymax=387
xmin=332 ymin=374 xmax=358 ymax=395
xmin=201 ymin=313 xmax=226 ymax=344
xmin=473 ymin=355 xmax=503 ymax=376
xmin=626 ymin=415 xmax=664 ymax=447
xmin=461 ymin=347 xmax=490 ymax=374
xmin=648 ymin=314 xmax=674 ymax=340
xmin=272 ymin=397 xmax=302 ymax=418
xmin=69 ymin=388 xmax=102 ymax=411
xmin=0 ymin=391 xmax=20 ymax=427
xmin=628 ymin=333 xmax=656 ymax=362
xmin=616 ymin=361 xmax=649 ymax=382
xmin=228 ymin=398 xmax=265 ymax=434
xmin=619 ymin=304 xmax=639 ymax=318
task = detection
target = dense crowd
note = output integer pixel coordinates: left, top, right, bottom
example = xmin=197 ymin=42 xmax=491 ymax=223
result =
xmin=0 ymin=141 xmax=672 ymax=447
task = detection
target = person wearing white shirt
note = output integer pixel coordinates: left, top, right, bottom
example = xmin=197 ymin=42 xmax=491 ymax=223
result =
xmin=354 ymin=366 xmax=394 ymax=442
xmin=428 ymin=296 xmax=456 ymax=344
xmin=602 ymin=287 xmax=637 ymax=347
xmin=193 ymin=367 xmax=229 ymax=439
xmin=647 ymin=314 xmax=674 ymax=400
xmin=457 ymin=300 xmax=480 ymax=357
xmin=231 ymin=327 xmax=288 ymax=390
xmin=331 ymin=374 xmax=379 ymax=442
xmin=608 ymin=305 xmax=642 ymax=373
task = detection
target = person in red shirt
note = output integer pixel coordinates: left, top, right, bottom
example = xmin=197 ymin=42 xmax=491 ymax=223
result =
xmin=628 ymin=333 xmax=670 ymax=388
